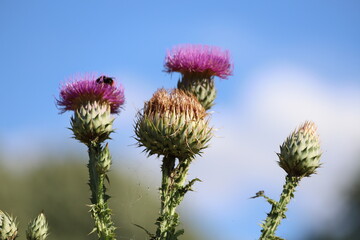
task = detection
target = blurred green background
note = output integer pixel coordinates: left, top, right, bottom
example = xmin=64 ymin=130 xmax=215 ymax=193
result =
xmin=0 ymin=155 xmax=203 ymax=240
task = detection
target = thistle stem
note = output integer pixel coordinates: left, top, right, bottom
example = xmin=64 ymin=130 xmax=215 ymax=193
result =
xmin=88 ymin=143 xmax=116 ymax=240
xmin=154 ymin=156 xmax=192 ymax=240
xmin=259 ymin=175 xmax=301 ymax=240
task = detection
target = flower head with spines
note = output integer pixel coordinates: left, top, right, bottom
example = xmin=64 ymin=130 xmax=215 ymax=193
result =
xmin=135 ymin=88 xmax=212 ymax=159
xmin=165 ymin=44 xmax=233 ymax=79
xmin=26 ymin=212 xmax=49 ymax=240
xmin=164 ymin=44 xmax=233 ymax=110
xmin=57 ymin=74 xmax=125 ymax=114
xmin=56 ymin=74 xmax=125 ymax=145
xmin=277 ymin=121 xmax=322 ymax=177
xmin=0 ymin=210 xmax=18 ymax=240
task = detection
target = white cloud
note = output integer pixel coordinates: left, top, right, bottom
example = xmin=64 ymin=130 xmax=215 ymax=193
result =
xmin=183 ymin=63 xmax=360 ymax=239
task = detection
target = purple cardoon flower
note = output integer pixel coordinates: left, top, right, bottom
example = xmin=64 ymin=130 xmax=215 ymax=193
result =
xmin=57 ymin=74 xmax=125 ymax=114
xmin=164 ymin=44 xmax=233 ymax=79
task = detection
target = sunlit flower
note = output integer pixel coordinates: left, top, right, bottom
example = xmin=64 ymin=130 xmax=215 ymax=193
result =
xmin=164 ymin=44 xmax=233 ymax=79
xmin=57 ymin=74 xmax=125 ymax=114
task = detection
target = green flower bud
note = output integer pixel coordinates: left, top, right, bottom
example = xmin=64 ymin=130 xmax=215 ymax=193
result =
xmin=26 ymin=213 xmax=49 ymax=240
xmin=278 ymin=121 xmax=322 ymax=177
xmin=177 ymin=73 xmax=216 ymax=111
xmin=70 ymin=101 xmax=114 ymax=145
xmin=135 ymin=88 xmax=212 ymax=159
xmin=0 ymin=210 xmax=18 ymax=240
xmin=96 ymin=143 xmax=112 ymax=174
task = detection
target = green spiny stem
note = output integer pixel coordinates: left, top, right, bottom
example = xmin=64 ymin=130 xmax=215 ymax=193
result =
xmin=259 ymin=175 xmax=301 ymax=240
xmin=88 ymin=143 xmax=116 ymax=240
xmin=154 ymin=156 xmax=194 ymax=240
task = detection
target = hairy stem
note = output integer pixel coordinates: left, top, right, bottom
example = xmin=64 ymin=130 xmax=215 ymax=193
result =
xmin=88 ymin=143 xmax=116 ymax=240
xmin=259 ymin=175 xmax=301 ymax=240
xmin=154 ymin=156 xmax=193 ymax=240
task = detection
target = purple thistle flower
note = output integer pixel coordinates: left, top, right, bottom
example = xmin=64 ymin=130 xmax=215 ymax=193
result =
xmin=164 ymin=44 xmax=233 ymax=79
xmin=57 ymin=74 xmax=125 ymax=114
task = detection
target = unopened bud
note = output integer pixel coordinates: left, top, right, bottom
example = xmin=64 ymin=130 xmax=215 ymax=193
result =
xmin=26 ymin=212 xmax=49 ymax=240
xmin=278 ymin=121 xmax=322 ymax=177
xmin=0 ymin=210 xmax=18 ymax=240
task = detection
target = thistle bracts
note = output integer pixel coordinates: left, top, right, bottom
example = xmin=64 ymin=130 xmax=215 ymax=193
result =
xmin=71 ymin=102 xmax=114 ymax=145
xmin=165 ymin=44 xmax=232 ymax=110
xmin=57 ymin=74 xmax=125 ymax=240
xmin=278 ymin=121 xmax=322 ymax=177
xmin=258 ymin=121 xmax=322 ymax=239
xmin=26 ymin=213 xmax=49 ymax=240
xmin=135 ymin=88 xmax=212 ymax=159
xmin=177 ymin=73 xmax=216 ymax=111
xmin=0 ymin=211 xmax=18 ymax=240
xmin=135 ymin=89 xmax=212 ymax=239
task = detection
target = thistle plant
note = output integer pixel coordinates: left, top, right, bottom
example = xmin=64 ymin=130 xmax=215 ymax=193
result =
xmin=165 ymin=44 xmax=233 ymax=110
xmin=57 ymin=74 xmax=125 ymax=240
xmin=26 ymin=212 xmax=49 ymax=240
xmin=0 ymin=210 xmax=18 ymax=240
xmin=258 ymin=121 xmax=322 ymax=240
xmin=135 ymin=89 xmax=212 ymax=239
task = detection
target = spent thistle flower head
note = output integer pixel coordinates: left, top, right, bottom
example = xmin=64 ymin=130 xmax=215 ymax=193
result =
xmin=57 ymin=74 xmax=125 ymax=114
xmin=0 ymin=210 xmax=18 ymax=240
xmin=165 ymin=44 xmax=232 ymax=110
xmin=135 ymin=88 xmax=212 ymax=159
xmin=278 ymin=121 xmax=322 ymax=177
xmin=26 ymin=212 xmax=49 ymax=240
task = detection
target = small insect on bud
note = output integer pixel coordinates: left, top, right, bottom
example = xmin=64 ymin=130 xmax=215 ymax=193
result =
xmin=0 ymin=210 xmax=18 ymax=240
xmin=57 ymin=74 xmax=125 ymax=114
xmin=277 ymin=121 xmax=322 ymax=177
xmin=135 ymin=88 xmax=212 ymax=159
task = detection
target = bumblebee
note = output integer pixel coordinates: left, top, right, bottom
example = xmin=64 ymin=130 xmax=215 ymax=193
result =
xmin=96 ymin=75 xmax=115 ymax=86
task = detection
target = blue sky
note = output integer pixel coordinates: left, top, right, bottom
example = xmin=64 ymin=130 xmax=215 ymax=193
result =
xmin=1 ymin=1 xmax=360 ymax=239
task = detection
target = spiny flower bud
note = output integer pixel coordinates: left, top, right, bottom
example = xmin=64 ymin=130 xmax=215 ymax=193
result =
xmin=278 ymin=121 xmax=322 ymax=177
xmin=0 ymin=210 xmax=18 ymax=240
xmin=70 ymin=102 xmax=114 ymax=145
xmin=135 ymin=88 xmax=212 ymax=159
xmin=26 ymin=212 xmax=49 ymax=240
xmin=96 ymin=143 xmax=112 ymax=174
xmin=165 ymin=44 xmax=233 ymax=110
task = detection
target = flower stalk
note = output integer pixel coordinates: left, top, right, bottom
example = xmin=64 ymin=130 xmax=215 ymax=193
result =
xmin=135 ymin=89 xmax=211 ymax=239
xmin=57 ymin=74 xmax=124 ymax=240
xmin=153 ymin=157 xmax=198 ymax=240
xmin=87 ymin=143 xmax=116 ymax=240
xmin=258 ymin=121 xmax=322 ymax=239
xmin=259 ymin=176 xmax=300 ymax=240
